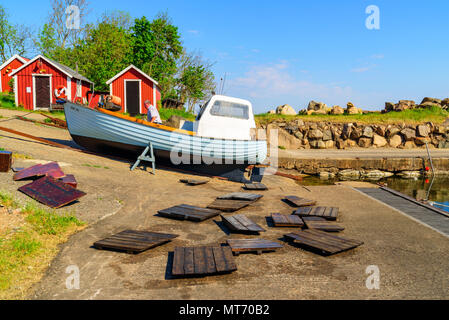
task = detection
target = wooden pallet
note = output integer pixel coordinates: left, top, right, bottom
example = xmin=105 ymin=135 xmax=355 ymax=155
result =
xmin=302 ymin=217 xmax=344 ymax=232
xmin=180 ymin=179 xmax=209 ymax=186
xmin=217 ymin=192 xmax=263 ymax=201
xmin=284 ymin=229 xmax=363 ymax=255
xmin=94 ymin=230 xmax=178 ymax=254
xmin=158 ymin=204 xmax=220 ymax=222
xmin=293 ymin=206 xmax=339 ymax=221
xmin=226 ymin=239 xmax=283 ymax=255
xmin=207 ymin=199 xmax=253 ymax=212
xmin=221 ymin=214 xmax=265 ymax=234
xmin=172 ymin=246 xmax=237 ymax=277
xmin=271 ymin=213 xmax=304 ymax=227
xmin=243 ymin=183 xmax=268 ymax=191
xmin=284 ymin=196 xmax=317 ymax=207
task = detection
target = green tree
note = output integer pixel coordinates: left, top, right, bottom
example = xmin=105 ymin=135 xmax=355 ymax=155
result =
xmin=71 ymin=15 xmax=132 ymax=90
xmin=131 ymin=13 xmax=183 ymax=90
xmin=0 ymin=5 xmax=32 ymax=61
xmin=177 ymin=51 xmax=215 ymax=112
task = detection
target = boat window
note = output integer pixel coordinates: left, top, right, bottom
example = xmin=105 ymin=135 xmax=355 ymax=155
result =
xmin=210 ymin=100 xmax=249 ymax=120
xmin=196 ymin=98 xmax=211 ymax=121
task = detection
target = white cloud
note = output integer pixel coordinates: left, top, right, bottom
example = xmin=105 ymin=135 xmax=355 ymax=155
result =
xmin=187 ymin=30 xmax=199 ymax=35
xmin=370 ymin=54 xmax=385 ymax=59
xmin=228 ymin=62 xmax=354 ymax=103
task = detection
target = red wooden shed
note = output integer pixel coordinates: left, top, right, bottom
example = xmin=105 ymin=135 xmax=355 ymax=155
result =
xmin=9 ymin=55 xmax=93 ymax=110
xmin=0 ymin=54 xmax=29 ymax=94
xmin=106 ymin=65 xmax=161 ymax=116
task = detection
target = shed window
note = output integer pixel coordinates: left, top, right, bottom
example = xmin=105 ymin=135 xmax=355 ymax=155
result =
xmin=210 ymin=100 xmax=249 ymax=120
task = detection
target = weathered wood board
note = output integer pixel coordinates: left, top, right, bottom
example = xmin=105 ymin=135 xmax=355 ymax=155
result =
xmin=226 ymin=239 xmax=283 ymax=255
xmin=217 ymin=192 xmax=263 ymax=201
xmin=302 ymin=217 xmax=344 ymax=232
xmin=207 ymin=199 xmax=253 ymax=212
xmin=221 ymin=214 xmax=265 ymax=234
xmin=172 ymin=246 xmax=237 ymax=277
xmin=293 ymin=206 xmax=339 ymax=221
xmin=94 ymin=230 xmax=178 ymax=254
xmin=180 ymin=179 xmax=209 ymax=186
xmin=271 ymin=213 xmax=304 ymax=227
xmin=284 ymin=196 xmax=317 ymax=207
xmin=18 ymin=176 xmax=86 ymax=208
xmin=158 ymin=204 xmax=220 ymax=222
xmin=284 ymin=229 xmax=363 ymax=255
xmin=243 ymin=183 xmax=268 ymax=191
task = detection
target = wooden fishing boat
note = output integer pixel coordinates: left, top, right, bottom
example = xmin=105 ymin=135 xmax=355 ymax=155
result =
xmin=64 ymin=95 xmax=267 ymax=173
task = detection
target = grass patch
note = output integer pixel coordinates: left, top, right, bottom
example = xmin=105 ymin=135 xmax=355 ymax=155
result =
xmin=0 ymin=190 xmax=20 ymax=209
xmin=158 ymin=107 xmax=195 ymax=121
xmin=0 ymin=196 xmax=85 ymax=299
xmin=256 ymin=106 xmax=449 ymax=125
xmin=12 ymin=153 xmax=33 ymax=160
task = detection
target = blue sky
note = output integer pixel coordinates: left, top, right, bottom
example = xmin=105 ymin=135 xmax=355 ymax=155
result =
xmin=3 ymin=0 xmax=449 ymax=113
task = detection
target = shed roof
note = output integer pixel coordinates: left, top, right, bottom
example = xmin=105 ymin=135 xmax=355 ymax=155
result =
xmin=0 ymin=54 xmax=28 ymax=71
xmin=106 ymin=65 xmax=159 ymax=86
xmin=9 ymin=55 xmax=93 ymax=84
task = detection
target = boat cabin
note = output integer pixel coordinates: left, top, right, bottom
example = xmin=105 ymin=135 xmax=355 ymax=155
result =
xmin=182 ymin=95 xmax=257 ymax=140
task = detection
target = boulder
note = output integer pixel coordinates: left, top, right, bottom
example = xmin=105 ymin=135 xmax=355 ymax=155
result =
xmin=308 ymin=129 xmax=324 ymax=139
xmin=375 ymin=125 xmax=386 ymax=136
xmin=309 ymin=139 xmax=326 ymax=149
xmin=373 ymin=134 xmax=387 ymax=147
xmin=341 ymin=123 xmax=353 ymax=139
xmin=307 ymin=101 xmax=327 ymax=111
xmin=322 ymin=129 xmax=333 ymax=141
xmin=400 ymin=128 xmax=416 ymax=141
xmin=336 ymin=139 xmax=346 ymax=149
xmin=268 ymin=110 xmax=276 ymax=114
xmin=275 ymin=128 xmax=302 ymax=149
xmin=346 ymin=102 xmax=360 ymax=114
xmin=385 ymin=102 xmax=395 ymax=112
xmin=358 ymin=137 xmax=372 ymax=148
xmin=330 ymin=105 xmax=344 ymax=115
xmin=338 ymin=169 xmax=360 ymax=178
xmin=324 ymin=140 xmax=334 ymax=149
xmin=442 ymin=98 xmax=449 ymax=108
xmin=419 ymin=101 xmax=441 ymax=109
xmin=416 ymin=124 xmax=430 ymax=137
xmin=350 ymin=127 xmax=362 ymax=140
xmin=438 ymin=140 xmax=449 ymax=149
xmin=346 ymin=139 xmax=357 ymax=147
xmin=276 ymin=104 xmax=297 ymax=115
xmin=389 ymin=135 xmax=402 ymax=148
xmin=414 ymin=137 xmax=431 ymax=146
xmin=386 ymin=126 xmax=400 ymax=138
xmin=294 ymin=131 xmax=304 ymax=140
xmin=397 ymin=171 xmax=421 ymax=178
xmin=362 ymin=126 xmax=374 ymax=138
xmin=402 ymin=141 xmax=416 ymax=149
xmin=421 ymin=97 xmax=442 ymax=105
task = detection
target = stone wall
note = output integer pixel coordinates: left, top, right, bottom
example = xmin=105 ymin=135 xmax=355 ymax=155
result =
xmin=260 ymin=120 xmax=449 ymax=150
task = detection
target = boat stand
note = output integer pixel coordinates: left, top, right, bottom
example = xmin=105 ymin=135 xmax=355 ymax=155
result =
xmin=131 ymin=141 xmax=156 ymax=174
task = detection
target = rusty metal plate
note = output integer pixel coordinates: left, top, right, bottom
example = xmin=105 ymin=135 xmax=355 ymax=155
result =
xmin=18 ymin=176 xmax=86 ymax=208
xmin=59 ymin=174 xmax=77 ymax=188
xmin=13 ymin=162 xmax=65 ymax=181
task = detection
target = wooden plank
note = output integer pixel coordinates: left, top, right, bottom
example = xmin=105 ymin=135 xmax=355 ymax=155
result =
xmin=243 ymin=183 xmax=268 ymax=191
xmin=94 ymin=230 xmax=178 ymax=254
xmin=217 ymin=193 xmax=263 ymax=201
xmin=226 ymin=239 xmax=283 ymax=254
xmin=293 ymin=206 xmax=339 ymax=221
xmin=172 ymin=247 xmax=185 ymax=276
xmin=271 ymin=213 xmax=304 ymax=227
xmin=302 ymin=217 xmax=344 ymax=232
xmin=194 ymin=247 xmax=207 ymax=275
xmin=221 ymin=246 xmax=237 ymax=271
xmin=183 ymin=247 xmax=195 ymax=275
xmin=233 ymin=214 xmax=265 ymax=232
xmin=284 ymin=196 xmax=317 ymax=207
xmin=180 ymin=179 xmax=209 ymax=186
xmin=158 ymin=204 xmax=220 ymax=221
xmin=284 ymin=229 xmax=363 ymax=255
xmin=204 ymin=247 xmax=216 ymax=274
xmin=207 ymin=199 xmax=252 ymax=212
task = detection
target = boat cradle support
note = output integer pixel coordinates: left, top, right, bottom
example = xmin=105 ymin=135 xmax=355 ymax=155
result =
xmin=131 ymin=141 xmax=156 ymax=174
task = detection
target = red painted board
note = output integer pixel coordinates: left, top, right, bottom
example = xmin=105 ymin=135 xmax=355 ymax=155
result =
xmin=59 ymin=174 xmax=77 ymax=188
xmin=18 ymin=176 xmax=86 ymax=208
xmin=13 ymin=162 xmax=65 ymax=181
